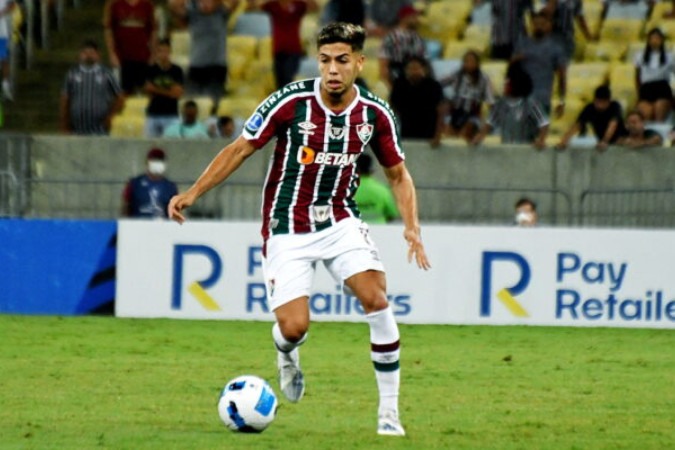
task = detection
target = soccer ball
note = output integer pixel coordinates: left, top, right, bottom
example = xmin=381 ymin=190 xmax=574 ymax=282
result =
xmin=217 ymin=375 xmax=278 ymax=433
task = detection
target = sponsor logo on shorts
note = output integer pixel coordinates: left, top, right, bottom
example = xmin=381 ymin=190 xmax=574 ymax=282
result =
xmin=297 ymin=146 xmax=358 ymax=167
xmin=245 ymin=112 xmax=264 ymax=132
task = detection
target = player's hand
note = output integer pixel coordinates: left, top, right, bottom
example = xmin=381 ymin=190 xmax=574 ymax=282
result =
xmin=168 ymin=192 xmax=197 ymax=224
xmin=404 ymin=228 xmax=431 ymax=270
xmin=595 ymin=141 xmax=609 ymax=152
xmin=554 ymin=141 xmax=568 ymax=151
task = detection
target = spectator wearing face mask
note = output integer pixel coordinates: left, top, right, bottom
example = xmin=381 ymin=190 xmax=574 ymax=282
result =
xmin=122 ymin=148 xmax=179 ymax=219
xmin=514 ymin=197 xmax=538 ymax=227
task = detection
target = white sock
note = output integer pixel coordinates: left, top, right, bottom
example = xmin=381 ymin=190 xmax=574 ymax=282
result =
xmin=366 ymin=306 xmax=400 ymax=417
xmin=272 ymin=322 xmax=307 ymax=353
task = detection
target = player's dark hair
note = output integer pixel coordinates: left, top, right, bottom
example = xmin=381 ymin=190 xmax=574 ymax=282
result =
xmin=356 ymin=153 xmax=373 ymax=175
xmin=218 ymin=115 xmax=234 ymax=127
xmin=594 ymin=85 xmax=611 ymax=100
xmin=317 ymin=22 xmax=366 ymax=52
xmin=461 ymin=50 xmax=482 ymax=83
xmin=81 ymin=39 xmax=99 ymax=51
xmin=515 ymin=197 xmax=537 ymax=211
xmin=506 ymin=61 xmax=533 ymax=98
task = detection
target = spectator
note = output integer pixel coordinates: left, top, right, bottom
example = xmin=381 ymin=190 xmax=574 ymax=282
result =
xmin=59 ymin=40 xmax=124 ymax=135
xmin=144 ymin=38 xmax=184 ymax=138
xmin=122 ymin=148 xmax=178 ymax=219
xmin=541 ymin=0 xmax=594 ymax=60
xmin=103 ymin=0 xmax=157 ymax=95
xmin=163 ymin=100 xmax=210 ymax=138
xmin=478 ymin=0 xmax=533 ymax=61
xmin=389 ymin=56 xmax=444 ymax=147
xmin=169 ymin=0 xmax=238 ymax=104
xmin=441 ymin=50 xmax=495 ymax=141
xmin=514 ymin=197 xmax=538 ymax=227
xmin=634 ymin=28 xmax=674 ymax=122
xmin=472 ymin=62 xmax=549 ymax=149
xmin=249 ymin=0 xmax=319 ymax=89
xmin=367 ymin=0 xmax=412 ymax=37
xmin=513 ymin=11 xmax=567 ymax=116
xmin=379 ymin=5 xmax=426 ymax=89
xmin=617 ymin=110 xmax=663 ymax=148
xmin=556 ymin=85 xmax=628 ymax=151
xmin=321 ymin=0 xmax=365 ymax=26
xmin=354 ymin=154 xmax=399 ymax=224
xmin=0 ymin=0 xmax=15 ymax=100
xmin=216 ymin=115 xmax=236 ymax=138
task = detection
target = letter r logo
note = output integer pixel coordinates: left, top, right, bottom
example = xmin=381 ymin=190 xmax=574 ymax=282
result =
xmin=172 ymin=244 xmax=223 ymax=311
xmin=480 ymin=251 xmax=531 ymax=317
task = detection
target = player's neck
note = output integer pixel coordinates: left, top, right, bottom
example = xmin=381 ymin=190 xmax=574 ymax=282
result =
xmin=320 ymin=85 xmax=357 ymax=113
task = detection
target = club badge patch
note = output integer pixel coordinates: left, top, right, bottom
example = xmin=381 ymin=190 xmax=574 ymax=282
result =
xmin=356 ymin=123 xmax=374 ymax=144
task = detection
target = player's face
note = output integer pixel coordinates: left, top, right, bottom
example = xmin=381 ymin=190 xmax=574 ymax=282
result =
xmin=80 ymin=47 xmax=99 ymax=65
xmin=155 ymin=44 xmax=171 ymax=65
xmin=318 ymin=43 xmax=364 ymax=98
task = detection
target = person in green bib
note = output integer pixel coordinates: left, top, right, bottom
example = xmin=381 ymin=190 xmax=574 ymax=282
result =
xmin=354 ymin=154 xmax=399 ymax=224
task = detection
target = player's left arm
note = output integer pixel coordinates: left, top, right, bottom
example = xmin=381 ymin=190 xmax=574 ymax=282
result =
xmin=383 ymin=162 xmax=431 ymax=270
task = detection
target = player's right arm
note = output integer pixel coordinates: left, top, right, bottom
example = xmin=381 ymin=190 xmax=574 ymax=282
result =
xmin=168 ymin=136 xmax=257 ymax=223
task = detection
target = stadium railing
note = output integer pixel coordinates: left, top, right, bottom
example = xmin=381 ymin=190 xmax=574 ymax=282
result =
xmin=580 ymin=188 xmax=675 ymax=228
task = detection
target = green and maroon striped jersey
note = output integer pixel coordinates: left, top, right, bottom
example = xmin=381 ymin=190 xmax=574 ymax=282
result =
xmin=242 ymin=78 xmax=405 ymax=241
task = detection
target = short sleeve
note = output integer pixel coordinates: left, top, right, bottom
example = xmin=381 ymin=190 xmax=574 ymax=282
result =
xmin=577 ymin=104 xmax=592 ymax=126
xmin=528 ymin=99 xmax=550 ymax=128
xmin=242 ymin=91 xmax=294 ymax=149
xmin=486 ymin=100 xmax=503 ymax=128
xmin=369 ymin=106 xmax=405 ymax=168
xmin=482 ymin=73 xmax=495 ymax=105
xmin=633 ymin=50 xmax=644 ymax=67
xmin=107 ymin=70 xmax=123 ymax=97
xmin=609 ymin=101 xmax=623 ymax=121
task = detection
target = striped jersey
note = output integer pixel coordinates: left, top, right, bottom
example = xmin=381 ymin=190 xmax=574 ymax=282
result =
xmin=242 ymin=78 xmax=404 ymax=241
xmin=490 ymin=0 xmax=533 ymax=46
xmin=487 ymin=97 xmax=549 ymax=144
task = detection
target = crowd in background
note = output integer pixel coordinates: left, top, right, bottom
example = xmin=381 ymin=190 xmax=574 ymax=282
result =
xmin=50 ymin=0 xmax=675 ymax=152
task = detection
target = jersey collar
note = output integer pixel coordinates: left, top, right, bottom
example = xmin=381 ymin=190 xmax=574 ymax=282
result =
xmin=313 ymin=78 xmax=361 ymax=117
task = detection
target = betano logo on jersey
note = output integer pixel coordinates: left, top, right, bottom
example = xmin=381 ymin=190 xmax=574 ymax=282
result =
xmin=297 ymin=146 xmax=358 ymax=167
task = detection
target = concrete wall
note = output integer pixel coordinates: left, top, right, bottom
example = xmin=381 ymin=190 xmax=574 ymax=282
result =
xmin=20 ymin=135 xmax=675 ymax=224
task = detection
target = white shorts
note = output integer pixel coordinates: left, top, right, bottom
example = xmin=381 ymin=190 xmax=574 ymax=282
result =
xmin=263 ymin=218 xmax=385 ymax=310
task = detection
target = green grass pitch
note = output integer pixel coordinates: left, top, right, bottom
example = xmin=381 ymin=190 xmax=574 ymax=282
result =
xmin=1 ymin=315 xmax=673 ymax=450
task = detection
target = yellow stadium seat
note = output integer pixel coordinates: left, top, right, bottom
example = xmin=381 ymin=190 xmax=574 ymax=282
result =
xmin=583 ymin=42 xmax=627 ymax=63
xmin=301 ymin=15 xmax=319 ymax=55
xmin=170 ymin=31 xmax=191 ymax=60
xmin=110 ymin=115 xmax=145 ymax=138
xmin=419 ymin=13 xmax=466 ymax=42
xmin=227 ymin=0 xmax=248 ymax=32
xmin=228 ymin=35 xmax=257 ymax=61
xmin=650 ymin=2 xmax=673 ymax=22
xmin=443 ymin=40 xmax=488 ymax=60
xmin=240 ymin=60 xmax=276 ymax=98
xmin=646 ymin=20 xmax=675 ymax=40
xmin=599 ymin=19 xmax=643 ymax=43
xmin=228 ymin=53 xmax=249 ymax=84
xmin=362 ymin=37 xmax=382 ymax=59
xmin=566 ymin=63 xmax=609 ymax=102
xmin=180 ymin=97 xmax=214 ymax=120
xmin=121 ymin=96 xmax=149 ymax=117
xmin=463 ymin=24 xmax=490 ymax=43
xmin=583 ymin=1 xmax=604 ymax=36
xmin=257 ymin=36 xmax=273 ymax=63
xmin=549 ymin=98 xmax=585 ymax=136
xmin=217 ymin=97 xmax=261 ymax=120
xmin=480 ymin=61 xmax=507 ymax=96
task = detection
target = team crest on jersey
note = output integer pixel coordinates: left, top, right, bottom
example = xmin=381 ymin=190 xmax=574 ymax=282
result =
xmin=356 ymin=123 xmax=374 ymax=144
xmin=298 ymin=121 xmax=317 ymax=136
xmin=329 ymin=125 xmax=347 ymax=140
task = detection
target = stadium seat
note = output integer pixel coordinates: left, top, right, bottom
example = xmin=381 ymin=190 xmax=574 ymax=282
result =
xmin=217 ymin=97 xmax=260 ymax=120
xmin=443 ymin=40 xmax=488 ymax=60
xmin=419 ymin=2 xmax=470 ymax=43
xmin=605 ymin=1 xmax=649 ymax=20
xmin=645 ymin=20 xmax=675 ymax=40
xmin=650 ymin=1 xmax=673 ymax=22
xmin=228 ymin=53 xmax=249 ymax=87
xmin=480 ymin=61 xmax=507 ymax=96
xmin=431 ymin=58 xmax=461 ymax=81
xmin=360 ymin=59 xmax=380 ymax=90
xmin=227 ymin=35 xmax=258 ymax=61
xmin=110 ymin=115 xmax=145 ymax=138
xmin=180 ymin=97 xmax=214 ymax=120
xmin=301 ymin=15 xmax=319 ymax=56
xmin=257 ymin=36 xmax=273 ymax=63
xmin=549 ymin=98 xmax=585 ymax=137
xmin=362 ymin=37 xmax=382 ymax=59
xmin=583 ymin=42 xmax=627 ymax=63
xmin=583 ymin=1 xmax=604 ymax=36
xmin=463 ymin=24 xmax=490 ymax=43
xmin=566 ymin=63 xmax=609 ymax=102
xmin=121 ymin=97 xmax=149 ymax=117
xmin=599 ymin=18 xmax=643 ymax=43
xmin=470 ymin=1 xmax=492 ymax=26
xmin=233 ymin=12 xmax=271 ymax=37
xmin=425 ymin=40 xmax=443 ymax=60
xmin=296 ymin=57 xmax=320 ymax=79
xmin=170 ymin=30 xmax=190 ymax=60
xmin=240 ymin=60 xmax=276 ymax=98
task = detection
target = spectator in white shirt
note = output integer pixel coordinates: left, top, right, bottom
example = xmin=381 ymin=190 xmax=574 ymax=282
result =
xmin=634 ymin=28 xmax=674 ymax=122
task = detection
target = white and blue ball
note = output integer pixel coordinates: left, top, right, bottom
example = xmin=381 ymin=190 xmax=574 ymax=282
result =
xmin=217 ymin=375 xmax=278 ymax=433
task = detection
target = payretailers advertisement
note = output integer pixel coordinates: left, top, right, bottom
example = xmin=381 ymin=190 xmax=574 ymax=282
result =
xmin=116 ymin=221 xmax=675 ymax=329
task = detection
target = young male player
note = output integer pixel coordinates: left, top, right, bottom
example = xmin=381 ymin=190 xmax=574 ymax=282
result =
xmin=168 ymin=22 xmax=430 ymax=436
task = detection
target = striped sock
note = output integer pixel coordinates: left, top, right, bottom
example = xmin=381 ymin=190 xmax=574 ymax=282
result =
xmin=366 ymin=306 xmax=400 ymax=416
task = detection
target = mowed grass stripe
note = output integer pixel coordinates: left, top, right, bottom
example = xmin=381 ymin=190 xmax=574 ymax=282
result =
xmin=0 ymin=316 xmax=673 ymax=450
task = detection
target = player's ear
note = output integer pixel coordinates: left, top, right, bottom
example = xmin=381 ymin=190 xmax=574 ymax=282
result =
xmin=355 ymin=52 xmax=365 ymax=72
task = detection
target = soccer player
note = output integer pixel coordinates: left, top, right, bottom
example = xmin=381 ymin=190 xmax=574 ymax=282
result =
xmin=168 ymin=22 xmax=430 ymax=436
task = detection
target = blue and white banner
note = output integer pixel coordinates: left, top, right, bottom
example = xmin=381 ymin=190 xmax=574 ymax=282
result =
xmin=115 ymin=221 xmax=675 ymax=329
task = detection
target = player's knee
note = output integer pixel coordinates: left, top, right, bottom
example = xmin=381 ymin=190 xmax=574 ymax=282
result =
xmin=278 ymin=318 xmax=309 ymax=342
xmin=359 ymin=291 xmax=389 ymax=314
